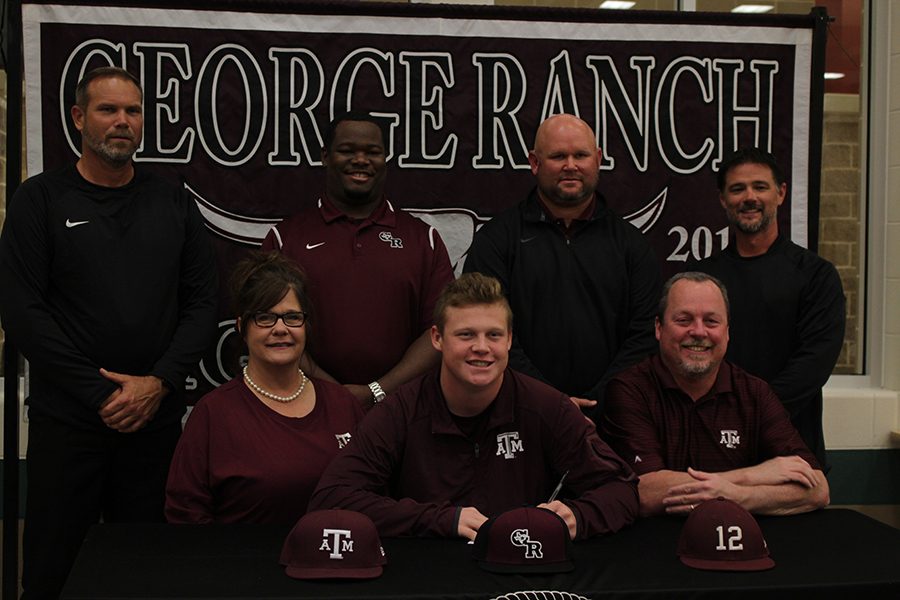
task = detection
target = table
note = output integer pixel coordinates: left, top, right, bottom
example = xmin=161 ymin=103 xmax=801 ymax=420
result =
xmin=62 ymin=508 xmax=899 ymax=599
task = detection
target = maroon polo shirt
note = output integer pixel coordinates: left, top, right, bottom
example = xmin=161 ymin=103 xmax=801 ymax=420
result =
xmin=601 ymin=355 xmax=820 ymax=476
xmin=262 ymin=196 xmax=454 ymax=384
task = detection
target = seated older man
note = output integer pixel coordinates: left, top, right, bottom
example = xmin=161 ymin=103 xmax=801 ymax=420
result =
xmin=600 ymin=272 xmax=829 ymax=518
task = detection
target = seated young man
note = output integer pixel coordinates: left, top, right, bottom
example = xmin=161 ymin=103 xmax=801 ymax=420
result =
xmin=600 ymin=272 xmax=829 ymax=518
xmin=309 ymin=273 xmax=638 ymax=540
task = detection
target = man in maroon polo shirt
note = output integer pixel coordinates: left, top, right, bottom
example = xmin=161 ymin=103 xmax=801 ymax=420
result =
xmin=600 ymin=272 xmax=829 ymax=518
xmin=310 ymin=273 xmax=639 ymax=541
xmin=262 ymin=111 xmax=454 ymax=408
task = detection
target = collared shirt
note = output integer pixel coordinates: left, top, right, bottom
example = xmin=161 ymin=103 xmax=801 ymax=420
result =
xmin=262 ymin=196 xmax=454 ymax=384
xmin=536 ymin=195 xmax=597 ymax=239
xmin=601 ymin=355 xmax=820 ymax=475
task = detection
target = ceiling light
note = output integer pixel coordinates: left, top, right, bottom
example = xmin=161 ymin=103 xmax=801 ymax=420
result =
xmin=824 ymin=72 xmax=846 ymax=80
xmin=599 ymin=1 xmax=636 ymax=9
xmin=732 ymin=4 xmax=774 ymax=13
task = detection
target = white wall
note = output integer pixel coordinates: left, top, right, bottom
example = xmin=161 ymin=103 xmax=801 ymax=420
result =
xmin=823 ymin=0 xmax=900 ymax=452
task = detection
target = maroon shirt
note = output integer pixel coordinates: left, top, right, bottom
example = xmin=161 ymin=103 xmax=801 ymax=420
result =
xmin=601 ymin=355 xmax=820 ymax=476
xmin=165 ymin=377 xmax=363 ymax=525
xmin=309 ymin=368 xmax=639 ymax=540
xmin=261 ymin=197 xmax=454 ymax=384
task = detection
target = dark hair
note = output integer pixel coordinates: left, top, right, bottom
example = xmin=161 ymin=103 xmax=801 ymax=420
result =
xmin=433 ymin=273 xmax=512 ymax=332
xmin=322 ymin=111 xmax=388 ymax=153
xmin=658 ymin=272 xmax=730 ymax=320
xmin=716 ymin=147 xmax=785 ymax=191
xmin=230 ymin=251 xmax=313 ymax=340
xmin=75 ymin=66 xmax=143 ymax=110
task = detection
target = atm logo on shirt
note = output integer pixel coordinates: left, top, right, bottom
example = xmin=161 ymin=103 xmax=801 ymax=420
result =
xmin=496 ymin=431 xmax=524 ymax=459
xmin=719 ymin=429 xmax=741 ymax=449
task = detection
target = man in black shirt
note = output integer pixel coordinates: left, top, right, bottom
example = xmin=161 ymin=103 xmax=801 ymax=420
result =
xmin=695 ymin=148 xmax=845 ymax=469
xmin=0 ymin=67 xmax=218 ymax=598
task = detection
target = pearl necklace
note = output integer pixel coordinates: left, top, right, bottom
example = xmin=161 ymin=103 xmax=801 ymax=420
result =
xmin=243 ymin=365 xmax=307 ymax=403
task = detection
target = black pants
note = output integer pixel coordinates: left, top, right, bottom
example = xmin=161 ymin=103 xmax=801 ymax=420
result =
xmin=21 ymin=415 xmax=181 ymax=600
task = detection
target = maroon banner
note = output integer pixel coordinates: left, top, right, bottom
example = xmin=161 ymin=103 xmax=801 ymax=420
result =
xmin=22 ymin=1 xmax=820 ymax=393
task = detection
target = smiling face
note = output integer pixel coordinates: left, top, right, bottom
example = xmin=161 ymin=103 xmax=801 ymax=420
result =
xmin=322 ymin=120 xmax=387 ymax=208
xmin=431 ymin=303 xmax=512 ymax=404
xmin=241 ymin=288 xmax=307 ymax=370
xmin=656 ymin=279 xmax=729 ymax=383
xmin=71 ymin=76 xmax=143 ymax=166
xmin=529 ymin=114 xmax=601 ymax=209
xmin=720 ymin=162 xmax=786 ymax=235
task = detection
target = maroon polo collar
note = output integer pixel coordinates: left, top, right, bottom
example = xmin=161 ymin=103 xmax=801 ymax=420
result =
xmin=317 ymin=195 xmax=397 ymax=228
xmin=649 ymin=354 xmax=735 ymax=403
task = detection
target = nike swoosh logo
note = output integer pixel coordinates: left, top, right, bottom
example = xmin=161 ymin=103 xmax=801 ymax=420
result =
xmin=66 ymin=219 xmax=89 ymax=228
xmin=520 ymin=236 xmax=537 ymax=243
xmin=305 ymin=242 xmax=325 ymax=250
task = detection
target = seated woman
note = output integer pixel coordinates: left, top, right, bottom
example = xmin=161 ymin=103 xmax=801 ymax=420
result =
xmin=165 ymin=251 xmax=363 ymax=524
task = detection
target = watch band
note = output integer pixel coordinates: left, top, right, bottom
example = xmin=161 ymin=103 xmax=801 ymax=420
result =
xmin=368 ymin=381 xmax=387 ymax=404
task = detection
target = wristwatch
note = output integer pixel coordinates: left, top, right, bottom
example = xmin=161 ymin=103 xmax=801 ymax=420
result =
xmin=368 ymin=381 xmax=387 ymax=404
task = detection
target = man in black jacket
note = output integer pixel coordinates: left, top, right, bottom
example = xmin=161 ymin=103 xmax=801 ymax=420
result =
xmin=0 ymin=67 xmax=218 ymax=599
xmin=464 ymin=114 xmax=660 ymax=420
xmin=696 ymin=148 xmax=845 ymax=469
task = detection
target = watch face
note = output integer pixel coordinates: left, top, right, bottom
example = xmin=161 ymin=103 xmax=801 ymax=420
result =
xmin=369 ymin=382 xmax=386 ymax=403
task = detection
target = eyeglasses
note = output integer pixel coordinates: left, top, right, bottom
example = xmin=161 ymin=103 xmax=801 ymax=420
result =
xmin=251 ymin=311 xmax=307 ymax=328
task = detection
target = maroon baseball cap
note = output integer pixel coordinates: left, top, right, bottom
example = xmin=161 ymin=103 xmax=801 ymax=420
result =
xmin=280 ymin=509 xmax=386 ymax=579
xmin=472 ymin=507 xmax=574 ymax=574
xmin=677 ymin=497 xmax=775 ymax=571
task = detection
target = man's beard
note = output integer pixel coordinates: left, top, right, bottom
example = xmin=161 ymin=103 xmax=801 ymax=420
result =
xmin=674 ymin=338 xmax=717 ymax=378
xmin=84 ymin=130 xmax=137 ymax=165
xmin=727 ymin=202 xmax=773 ymax=234
xmin=541 ymin=180 xmax=595 ymax=207
xmin=675 ymin=357 xmax=715 ymax=377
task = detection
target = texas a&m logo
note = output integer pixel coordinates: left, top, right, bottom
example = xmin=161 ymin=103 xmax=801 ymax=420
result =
xmin=334 ymin=432 xmax=352 ymax=449
xmin=510 ymin=528 xmax=543 ymax=559
xmin=719 ymin=429 xmax=741 ymax=449
xmin=319 ymin=528 xmax=354 ymax=559
xmin=496 ymin=431 xmax=524 ymax=459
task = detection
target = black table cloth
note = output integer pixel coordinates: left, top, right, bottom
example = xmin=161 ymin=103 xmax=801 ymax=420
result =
xmin=62 ymin=508 xmax=900 ymax=599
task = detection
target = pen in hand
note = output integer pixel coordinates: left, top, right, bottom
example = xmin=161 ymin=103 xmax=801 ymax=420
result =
xmin=547 ymin=470 xmax=569 ymax=503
